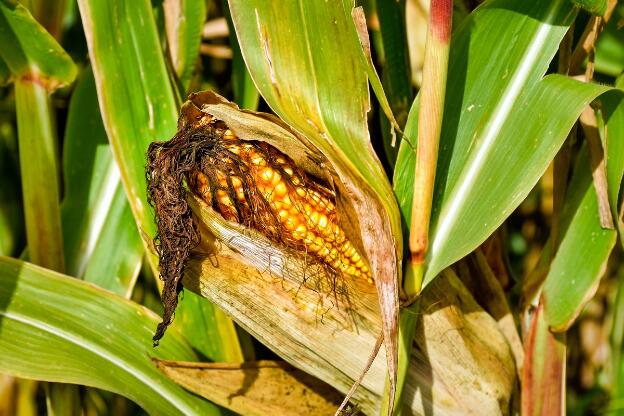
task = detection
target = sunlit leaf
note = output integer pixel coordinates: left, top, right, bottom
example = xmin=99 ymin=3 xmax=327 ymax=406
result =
xmin=394 ymin=0 xmax=618 ymax=286
xmin=223 ymin=1 xmax=258 ymax=110
xmin=542 ymin=147 xmax=618 ymax=330
xmin=0 ymin=0 xmax=75 ymax=89
xmin=0 ymin=256 xmax=222 ymax=416
xmin=61 ymin=67 xmax=143 ymax=296
xmin=163 ymin=0 xmax=206 ymax=92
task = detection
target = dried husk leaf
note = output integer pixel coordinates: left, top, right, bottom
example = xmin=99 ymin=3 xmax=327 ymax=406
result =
xmin=184 ymin=234 xmax=516 ymax=414
xmin=405 ymin=270 xmax=516 ymax=415
xmin=154 ymin=360 xmax=343 ymax=416
xmin=155 ymin=92 xmax=515 ymax=414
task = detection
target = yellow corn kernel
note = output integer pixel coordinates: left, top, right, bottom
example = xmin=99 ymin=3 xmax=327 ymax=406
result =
xmin=231 ymin=176 xmax=242 ymax=188
xmin=260 ymin=167 xmax=273 ymax=182
xmin=327 ymin=248 xmax=339 ymax=261
xmin=308 ymin=212 xmax=319 ymax=225
xmin=223 ymin=129 xmax=236 ymax=140
xmin=317 ymin=245 xmax=330 ymax=258
xmin=309 ymin=236 xmax=324 ymax=252
xmin=283 ymin=217 xmax=296 ymax=231
xmin=303 ymin=232 xmax=315 ymax=245
xmin=317 ymin=214 xmax=328 ymax=230
xmin=293 ymin=224 xmax=307 ymax=240
xmin=343 ymin=245 xmax=356 ymax=258
xmin=273 ymin=182 xmax=287 ymax=197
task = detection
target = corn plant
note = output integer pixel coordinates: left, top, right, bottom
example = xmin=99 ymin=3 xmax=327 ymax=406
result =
xmin=0 ymin=0 xmax=623 ymax=415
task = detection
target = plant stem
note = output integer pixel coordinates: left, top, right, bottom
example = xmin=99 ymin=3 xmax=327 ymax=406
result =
xmin=407 ymin=0 xmax=452 ymax=297
xmin=387 ymin=2 xmax=453 ymax=415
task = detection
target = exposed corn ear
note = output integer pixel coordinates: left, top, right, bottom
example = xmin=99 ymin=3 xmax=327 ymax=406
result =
xmin=146 ymin=96 xmax=371 ymax=344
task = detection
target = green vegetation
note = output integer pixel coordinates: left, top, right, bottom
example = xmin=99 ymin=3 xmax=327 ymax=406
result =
xmin=0 ymin=0 xmax=623 ymax=414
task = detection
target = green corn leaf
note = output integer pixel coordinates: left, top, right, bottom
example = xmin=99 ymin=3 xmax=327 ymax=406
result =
xmin=594 ymin=5 xmax=624 ymax=77
xmin=570 ymin=0 xmax=607 ymax=15
xmin=542 ymin=86 xmax=624 ymax=330
xmin=163 ymin=0 xmax=206 ymax=93
xmin=0 ymin=0 xmax=77 ymax=273
xmin=76 ymin=0 xmax=176 ymax=247
xmin=542 ymin=146 xmax=618 ymax=330
xmin=223 ymin=0 xmax=259 ymax=110
xmin=605 ymin=75 xmax=624 ymax=240
xmin=375 ymin=0 xmax=412 ymax=166
xmin=61 ymin=67 xmax=143 ymax=296
xmin=0 ymin=0 xmax=76 ymax=89
xmin=394 ymin=0 xmax=620 ymax=287
xmin=0 ymin=255 xmax=222 ymax=416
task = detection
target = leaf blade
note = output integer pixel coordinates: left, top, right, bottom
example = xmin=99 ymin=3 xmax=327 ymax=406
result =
xmin=0 ymin=256 xmax=222 ymax=416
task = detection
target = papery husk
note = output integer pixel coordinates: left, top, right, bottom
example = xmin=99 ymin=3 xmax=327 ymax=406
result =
xmin=184 ymin=219 xmax=516 ymax=414
xmin=154 ymin=359 xmax=344 ymax=416
xmin=168 ymin=92 xmax=515 ymax=414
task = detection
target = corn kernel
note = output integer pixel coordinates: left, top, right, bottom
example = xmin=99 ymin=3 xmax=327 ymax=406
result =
xmin=260 ymin=167 xmax=273 ymax=182
xmin=318 ymin=245 xmax=330 ymax=258
xmin=293 ymin=224 xmax=307 ymax=240
xmin=223 ymin=129 xmax=236 ymax=140
xmin=273 ymin=182 xmax=287 ymax=197
xmin=317 ymin=214 xmax=328 ymax=230
xmin=304 ymin=232 xmax=315 ymax=244
xmin=310 ymin=236 xmax=324 ymax=251
xmin=284 ymin=217 xmax=296 ymax=231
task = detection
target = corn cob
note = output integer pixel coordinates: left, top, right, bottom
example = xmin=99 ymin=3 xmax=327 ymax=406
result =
xmin=189 ymin=128 xmax=372 ymax=283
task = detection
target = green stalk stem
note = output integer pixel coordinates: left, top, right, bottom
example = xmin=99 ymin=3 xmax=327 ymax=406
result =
xmin=387 ymin=2 xmax=453 ymax=414
xmin=407 ymin=0 xmax=452 ymax=296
